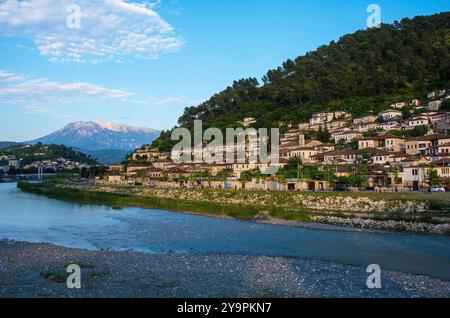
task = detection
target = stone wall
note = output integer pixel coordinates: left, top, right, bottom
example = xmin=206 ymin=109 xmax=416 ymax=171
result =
xmin=65 ymin=184 xmax=431 ymax=214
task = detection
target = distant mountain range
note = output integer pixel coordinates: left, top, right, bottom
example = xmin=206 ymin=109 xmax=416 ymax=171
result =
xmin=28 ymin=121 xmax=160 ymax=164
xmin=0 ymin=141 xmax=20 ymax=149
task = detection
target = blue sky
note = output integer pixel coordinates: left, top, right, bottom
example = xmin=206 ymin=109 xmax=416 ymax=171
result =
xmin=0 ymin=0 xmax=449 ymax=141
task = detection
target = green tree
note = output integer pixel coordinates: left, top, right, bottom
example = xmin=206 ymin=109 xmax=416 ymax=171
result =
xmin=393 ymin=167 xmax=400 ymax=184
xmin=80 ymin=167 xmax=89 ymax=178
xmin=412 ymin=125 xmax=428 ymax=137
xmin=349 ymin=138 xmax=359 ymax=150
xmin=137 ymin=170 xmax=147 ymax=184
xmin=218 ymin=169 xmax=232 ymax=182
xmin=382 ymin=171 xmax=389 ymax=187
xmin=428 ymin=168 xmax=440 ymax=186
xmin=402 ymin=107 xmax=413 ymax=120
xmin=317 ymin=127 xmax=331 ymax=143
xmin=441 ymin=99 xmax=450 ymax=112
xmin=240 ymin=171 xmax=254 ymax=183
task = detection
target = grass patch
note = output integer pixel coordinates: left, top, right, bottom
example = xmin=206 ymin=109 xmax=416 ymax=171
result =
xmin=394 ymin=225 xmax=408 ymax=232
xmin=40 ymin=269 xmax=68 ymax=284
xmin=89 ymin=268 xmax=110 ymax=279
xmin=64 ymin=262 xmax=95 ymax=269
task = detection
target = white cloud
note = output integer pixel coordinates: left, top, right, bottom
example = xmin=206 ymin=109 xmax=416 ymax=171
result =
xmin=151 ymin=96 xmax=199 ymax=106
xmin=0 ymin=70 xmax=25 ymax=82
xmin=0 ymin=70 xmax=133 ymax=104
xmin=129 ymin=96 xmax=204 ymax=107
xmin=23 ymin=105 xmax=74 ymax=119
xmin=0 ymin=0 xmax=184 ymax=63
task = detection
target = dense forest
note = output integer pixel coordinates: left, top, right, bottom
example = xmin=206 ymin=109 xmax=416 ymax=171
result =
xmin=152 ymin=12 xmax=450 ymax=151
xmin=0 ymin=144 xmax=98 ymax=166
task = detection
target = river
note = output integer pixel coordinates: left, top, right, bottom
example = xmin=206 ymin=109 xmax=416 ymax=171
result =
xmin=0 ymin=182 xmax=449 ymax=280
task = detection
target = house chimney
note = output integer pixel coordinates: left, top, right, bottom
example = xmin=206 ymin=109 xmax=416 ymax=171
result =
xmin=299 ymin=134 xmax=305 ymax=147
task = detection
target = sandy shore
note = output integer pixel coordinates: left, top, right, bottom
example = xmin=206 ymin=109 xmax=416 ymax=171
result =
xmin=0 ymin=241 xmax=449 ymax=298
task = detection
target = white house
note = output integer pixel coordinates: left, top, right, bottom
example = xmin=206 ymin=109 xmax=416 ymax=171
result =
xmin=379 ymin=109 xmax=402 ymax=121
xmin=353 ymin=116 xmax=377 ymax=125
xmin=428 ymin=100 xmax=443 ymax=111
xmin=333 ymin=131 xmax=363 ymax=144
xmin=310 ymin=112 xmax=335 ymax=126
xmin=390 ymin=102 xmax=407 ymax=109
xmin=427 ymin=91 xmax=437 ymax=100
xmin=408 ymin=116 xmax=430 ymax=127
xmin=239 ymin=117 xmax=257 ymax=127
xmin=409 ymin=99 xmax=421 ymax=107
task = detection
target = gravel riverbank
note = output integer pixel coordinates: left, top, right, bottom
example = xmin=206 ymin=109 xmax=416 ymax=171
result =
xmin=0 ymin=241 xmax=449 ymax=298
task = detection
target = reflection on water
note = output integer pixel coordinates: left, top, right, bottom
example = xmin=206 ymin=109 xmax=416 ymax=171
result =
xmin=1 ymin=182 xmax=449 ymax=280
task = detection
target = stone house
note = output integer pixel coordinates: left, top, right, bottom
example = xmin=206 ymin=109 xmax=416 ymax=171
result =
xmin=353 ymin=116 xmax=377 ymax=125
xmin=425 ymin=143 xmax=450 ymax=158
xmin=132 ymin=146 xmax=161 ymax=162
xmin=390 ymin=102 xmax=407 ymax=109
xmin=403 ymin=160 xmax=450 ymax=190
xmin=166 ymin=167 xmax=190 ymax=180
xmin=313 ymin=149 xmax=359 ymax=165
xmin=404 ymin=134 xmax=450 ymax=155
xmin=379 ymin=109 xmax=402 ymax=121
xmin=108 ymin=164 xmax=124 ymax=173
xmin=408 ymin=116 xmax=430 ymax=127
xmin=127 ymin=164 xmax=149 ymax=174
xmin=353 ymin=123 xmax=378 ymax=132
xmin=333 ymin=131 xmax=363 ymax=144
xmin=428 ymin=100 xmax=443 ymax=111
xmin=358 ymin=134 xmax=405 ymax=152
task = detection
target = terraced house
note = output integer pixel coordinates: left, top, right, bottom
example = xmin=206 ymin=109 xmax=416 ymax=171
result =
xmin=404 ymin=134 xmax=450 ymax=156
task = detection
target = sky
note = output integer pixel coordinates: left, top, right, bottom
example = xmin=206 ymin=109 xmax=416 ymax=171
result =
xmin=0 ymin=0 xmax=449 ymax=142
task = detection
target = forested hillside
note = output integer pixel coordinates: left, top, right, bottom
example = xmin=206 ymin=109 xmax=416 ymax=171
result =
xmin=153 ymin=12 xmax=450 ymax=151
xmin=0 ymin=144 xmax=98 ymax=166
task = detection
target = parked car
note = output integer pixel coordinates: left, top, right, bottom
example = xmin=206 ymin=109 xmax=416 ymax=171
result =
xmin=333 ymin=184 xmax=350 ymax=192
xmin=430 ymin=186 xmax=446 ymax=193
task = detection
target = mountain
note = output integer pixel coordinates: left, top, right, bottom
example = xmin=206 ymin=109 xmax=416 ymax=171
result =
xmin=29 ymin=121 xmax=160 ymax=163
xmin=153 ymin=12 xmax=450 ymax=151
xmin=82 ymin=149 xmax=130 ymax=165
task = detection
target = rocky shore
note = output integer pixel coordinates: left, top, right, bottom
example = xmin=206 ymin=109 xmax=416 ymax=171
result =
xmin=310 ymin=216 xmax=450 ymax=234
xmin=0 ymin=241 xmax=449 ymax=298
xmin=71 ymin=184 xmax=438 ymax=214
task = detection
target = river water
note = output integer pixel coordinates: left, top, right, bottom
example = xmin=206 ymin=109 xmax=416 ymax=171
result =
xmin=0 ymin=182 xmax=449 ymax=280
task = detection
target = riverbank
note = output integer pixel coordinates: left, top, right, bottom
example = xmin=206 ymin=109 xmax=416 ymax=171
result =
xmin=18 ymin=181 xmax=450 ymax=235
xmin=0 ymin=240 xmax=449 ymax=298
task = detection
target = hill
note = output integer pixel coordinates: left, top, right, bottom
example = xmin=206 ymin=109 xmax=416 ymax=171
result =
xmin=153 ymin=12 xmax=450 ymax=151
xmin=83 ymin=149 xmax=130 ymax=165
xmin=0 ymin=142 xmax=19 ymax=149
xmin=0 ymin=144 xmax=98 ymax=166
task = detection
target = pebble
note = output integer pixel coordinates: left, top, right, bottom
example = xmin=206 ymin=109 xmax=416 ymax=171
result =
xmin=0 ymin=241 xmax=449 ymax=298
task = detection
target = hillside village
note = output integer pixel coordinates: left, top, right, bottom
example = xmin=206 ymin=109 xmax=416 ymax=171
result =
xmin=104 ymin=89 xmax=450 ymax=192
xmin=0 ymin=144 xmax=96 ymax=177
